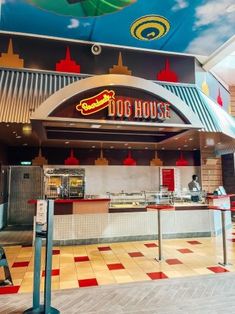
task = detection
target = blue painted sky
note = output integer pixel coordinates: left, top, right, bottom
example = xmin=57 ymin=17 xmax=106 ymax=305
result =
xmin=1 ymin=0 xmax=235 ymax=55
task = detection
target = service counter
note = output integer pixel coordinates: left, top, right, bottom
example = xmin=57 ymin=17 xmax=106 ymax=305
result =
xmin=29 ymin=198 xmax=110 ymax=215
xmin=30 ymin=199 xmax=232 ymax=245
xmin=206 ymin=194 xmax=235 ymax=210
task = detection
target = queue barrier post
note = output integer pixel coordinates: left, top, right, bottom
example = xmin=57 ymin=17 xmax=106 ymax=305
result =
xmin=0 ymin=247 xmax=13 ymax=286
xmin=146 ymin=205 xmax=175 ymax=261
xmin=209 ymin=206 xmax=232 ymax=267
xmin=24 ymin=200 xmax=60 ymax=314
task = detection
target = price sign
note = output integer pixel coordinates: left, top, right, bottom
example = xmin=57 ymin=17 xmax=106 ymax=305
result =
xmin=36 ymin=200 xmax=47 ymax=225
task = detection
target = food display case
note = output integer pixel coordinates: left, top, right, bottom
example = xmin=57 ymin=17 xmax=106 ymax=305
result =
xmin=108 ymin=192 xmax=146 ymax=211
xmin=44 ymin=167 xmax=85 ymax=199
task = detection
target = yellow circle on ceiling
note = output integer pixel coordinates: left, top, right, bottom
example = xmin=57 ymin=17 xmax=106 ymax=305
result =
xmin=130 ymin=15 xmax=170 ymax=41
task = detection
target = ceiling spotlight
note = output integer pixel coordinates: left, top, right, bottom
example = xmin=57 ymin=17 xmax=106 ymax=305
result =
xmin=92 ymin=146 xmax=96 ymax=148
xmin=145 ymin=147 xmax=148 ymax=149
xmin=23 ymin=143 xmax=28 ymax=146
xmin=178 ymin=148 xmax=181 ymax=150
xmin=22 ymin=123 xmax=32 ymax=135
xmin=16 ymin=135 xmax=22 ymax=139
xmin=12 ymin=131 xmax=16 ymax=134
xmin=183 ymin=145 xmax=188 ymax=147
xmin=124 ymin=143 xmax=128 ymax=146
xmin=161 ymin=147 xmax=165 ymax=150
xmin=6 ymin=124 xmax=9 ymax=127
xmin=110 ymin=146 xmax=114 ymax=149
xmin=65 ymin=141 xmax=70 ymax=144
xmin=128 ymin=146 xmax=132 ymax=149
xmin=189 ymin=138 xmax=193 ymax=141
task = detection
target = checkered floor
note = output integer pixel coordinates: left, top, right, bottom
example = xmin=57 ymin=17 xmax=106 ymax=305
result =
xmin=1 ymin=226 xmax=235 ymax=295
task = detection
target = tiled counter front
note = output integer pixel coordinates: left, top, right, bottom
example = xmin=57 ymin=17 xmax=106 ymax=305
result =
xmin=52 ymin=210 xmax=232 ymax=245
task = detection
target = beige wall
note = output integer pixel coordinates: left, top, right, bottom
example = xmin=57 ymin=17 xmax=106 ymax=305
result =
xmin=229 ymin=86 xmax=235 ymax=116
xmin=200 ymin=150 xmax=222 ymax=193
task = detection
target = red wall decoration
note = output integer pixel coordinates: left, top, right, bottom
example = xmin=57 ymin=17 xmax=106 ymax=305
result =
xmin=162 ymin=168 xmax=175 ymax=191
xmin=156 ymin=59 xmax=179 ymax=83
xmin=176 ymin=152 xmax=189 ymax=166
xmin=56 ymin=47 xmax=81 ymax=74
xmin=123 ymin=151 xmax=137 ymax=166
xmin=64 ymin=149 xmax=79 ymax=165
xmin=217 ymin=87 xmax=223 ymax=107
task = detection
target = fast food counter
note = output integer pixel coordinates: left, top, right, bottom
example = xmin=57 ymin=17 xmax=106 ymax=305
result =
xmin=29 ymin=198 xmax=110 ymax=214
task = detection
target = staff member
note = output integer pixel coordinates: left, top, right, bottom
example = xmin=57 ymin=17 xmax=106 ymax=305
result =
xmin=188 ymin=175 xmax=201 ymax=202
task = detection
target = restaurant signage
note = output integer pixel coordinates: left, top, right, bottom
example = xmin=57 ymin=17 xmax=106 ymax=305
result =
xmin=76 ymin=89 xmax=171 ymax=122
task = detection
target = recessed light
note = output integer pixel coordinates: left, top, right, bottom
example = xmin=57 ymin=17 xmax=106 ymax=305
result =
xmin=92 ymin=145 xmax=96 ymax=148
xmin=91 ymin=124 xmax=101 ymax=128
xmin=178 ymin=148 xmax=181 ymax=150
xmin=189 ymin=138 xmax=193 ymax=141
xmin=16 ymin=135 xmax=22 ymax=139
xmin=65 ymin=141 xmax=70 ymax=144
xmin=161 ymin=147 xmax=165 ymax=150
xmin=193 ymin=148 xmax=197 ymax=150
xmin=217 ymin=142 xmax=221 ymax=145
xmin=128 ymin=146 xmax=132 ymax=149
xmin=6 ymin=124 xmax=9 ymax=127
xmin=124 ymin=143 xmax=128 ymax=146
xmin=69 ymin=123 xmax=75 ymax=126
xmin=23 ymin=143 xmax=28 ymax=146
xmin=110 ymin=146 xmax=114 ymax=149
xmin=12 ymin=131 xmax=16 ymax=134
xmin=204 ymin=146 xmax=207 ymax=148
xmin=175 ymin=137 xmax=178 ymax=140
xmin=145 ymin=147 xmax=148 ymax=150
xmin=183 ymin=145 xmax=188 ymax=147
xmin=116 ymin=125 xmax=122 ymax=129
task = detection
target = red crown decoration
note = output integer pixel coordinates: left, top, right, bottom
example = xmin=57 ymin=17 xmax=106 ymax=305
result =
xmin=123 ymin=151 xmax=137 ymax=166
xmin=56 ymin=47 xmax=81 ymax=74
xmin=217 ymin=87 xmax=223 ymax=107
xmin=157 ymin=58 xmax=179 ymax=83
xmin=64 ymin=149 xmax=79 ymax=165
xmin=176 ymin=151 xmax=188 ymax=166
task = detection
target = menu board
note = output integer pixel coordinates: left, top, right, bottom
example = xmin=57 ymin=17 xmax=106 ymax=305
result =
xmin=161 ymin=168 xmax=175 ymax=192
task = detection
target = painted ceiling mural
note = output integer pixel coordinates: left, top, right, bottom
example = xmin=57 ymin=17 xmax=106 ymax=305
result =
xmin=1 ymin=0 xmax=235 ymax=56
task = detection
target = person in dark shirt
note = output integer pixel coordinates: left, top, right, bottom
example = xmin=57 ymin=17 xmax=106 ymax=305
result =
xmin=188 ymin=175 xmax=201 ymax=202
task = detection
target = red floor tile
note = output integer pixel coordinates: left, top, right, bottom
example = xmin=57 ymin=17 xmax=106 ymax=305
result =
xmin=147 ymin=272 xmax=168 ymax=280
xmin=187 ymin=240 xmax=202 ymax=245
xmin=207 ymin=266 xmax=229 ymax=273
xmin=52 ymin=249 xmax=60 ymax=255
xmin=12 ymin=261 xmax=29 ymax=268
xmin=232 ymin=232 xmax=235 ymax=235
xmin=144 ymin=243 xmax=158 ymax=248
xmin=0 ymin=285 xmax=20 ymax=294
xmin=128 ymin=252 xmax=144 ymax=258
xmin=107 ymin=263 xmax=125 ymax=270
xmin=177 ymin=248 xmax=193 ymax=254
xmin=165 ymin=258 xmax=183 ymax=265
xmin=74 ymin=256 xmax=90 ymax=262
xmin=229 ymin=239 xmax=235 ymax=242
xmin=98 ymin=246 xmax=112 ymax=251
xmin=42 ymin=269 xmax=60 ymax=277
xmin=78 ymin=278 xmax=98 ymax=287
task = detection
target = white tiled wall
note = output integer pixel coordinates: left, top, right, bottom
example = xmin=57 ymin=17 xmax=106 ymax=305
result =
xmin=53 ymin=210 xmax=231 ymax=241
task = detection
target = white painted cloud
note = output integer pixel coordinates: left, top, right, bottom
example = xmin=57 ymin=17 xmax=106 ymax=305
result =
xmin=186 ymin=24 xmax=234 ymax=55
xmin=67 ymin=18 xmax=79 ymax=29
xmin=194 ymin=0 xmax=235 ymax=28
xmin=172 ymin=0 xmax=189 ymax=12
xmin=186 ymin=0 xmax=235 ymax=54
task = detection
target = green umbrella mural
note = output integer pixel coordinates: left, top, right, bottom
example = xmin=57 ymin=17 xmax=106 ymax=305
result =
xmin=29 ymin=0 xmax=136 ymax=17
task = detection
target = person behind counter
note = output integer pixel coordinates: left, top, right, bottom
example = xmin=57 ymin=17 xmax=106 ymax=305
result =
xmin=188 ymin=174 xmax=201 ymax=202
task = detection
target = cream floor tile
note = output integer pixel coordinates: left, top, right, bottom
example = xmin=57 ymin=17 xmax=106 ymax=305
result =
xmin=95 ymin=271 xmax=116 ymax=285
xmin=90 ymin=261 xmax=108 ymax=271
xmin=111 ymin=270 xmax=134 ymax=284
xmin=128 ymin=272 xmax=151 ymax=282
xmin=12 ymin=279 xmax=23 ymax=286
xmin=76 ymin=270 xmax=95 ymax=280
xmin=194 ymin=267 xmax=216 ymax=275
xmin=60 ymin=280 xmax=78 ymax=290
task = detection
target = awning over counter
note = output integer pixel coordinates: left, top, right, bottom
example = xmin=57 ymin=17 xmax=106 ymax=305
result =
xmin=0 ymin=68 xmax=235 ymax=139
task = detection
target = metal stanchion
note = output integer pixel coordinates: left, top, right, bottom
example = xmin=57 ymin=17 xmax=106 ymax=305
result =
xmin=146 ymin=205 xmax=175 ymax=262
xmin=156 ymin=209 xmax=163 ymax=262
xmin=218 ymin=209 xmax=231 ymax=266
xmin=0 ymin=247 xmax=13 ymax=286
xmin=24 ymin=200 xmax=60 ymax=314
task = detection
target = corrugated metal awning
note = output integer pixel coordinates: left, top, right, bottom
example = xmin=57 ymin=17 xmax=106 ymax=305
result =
xmin=0 ymin=68 xmax=235 ymax=139
xmin=0 ymin=68 xmax=83 ymax=123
